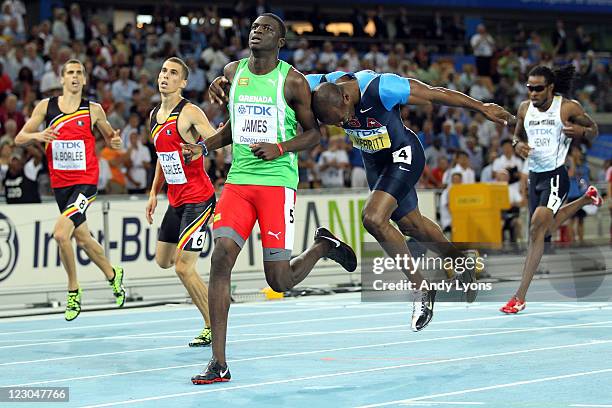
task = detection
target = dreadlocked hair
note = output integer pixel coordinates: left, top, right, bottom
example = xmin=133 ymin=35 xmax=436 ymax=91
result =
xmin=528 ymin=64 xmax=576 ymax=96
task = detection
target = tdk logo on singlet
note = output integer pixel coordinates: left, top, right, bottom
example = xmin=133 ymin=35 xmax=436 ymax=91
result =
xmin=55 ymin=141 xmax=83 ymax=149
xmin=236 ymin=104 xmax=273 ymax=116
xmin=345 ymin=127 xmax=391 ymax=152
xmin=159 ymin=152 xmax=179 ymax=161
xmin=238 ymin=95 xmax=273 ymax=103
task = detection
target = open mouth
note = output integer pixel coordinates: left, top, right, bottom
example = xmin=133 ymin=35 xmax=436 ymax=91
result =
xmin=250 ymin=37 xmax=262 ymax=44
xmin=160 ymin=81 xmax=168 ymax=87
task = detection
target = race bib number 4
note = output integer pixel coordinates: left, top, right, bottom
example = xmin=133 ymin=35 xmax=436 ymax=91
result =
xmin=157 ymin=151 xmax=187 ymax=184
xmin=233 ymin=103 xmax=278 ymax=145
xmin=52 ymin=140 xmax=86 ymax=171
xmin=392 ymin=145 xmax=412 ymax=164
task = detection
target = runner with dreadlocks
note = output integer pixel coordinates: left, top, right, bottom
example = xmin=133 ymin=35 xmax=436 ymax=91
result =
xmin=501 ymin=65 xmax=603 ymax=314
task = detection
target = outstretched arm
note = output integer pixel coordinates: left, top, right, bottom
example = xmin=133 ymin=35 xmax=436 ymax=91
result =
xmin=408 ymin=78 xmax=515 ymax=125
xmin=91 ymin=102 xmax=122 ymax=149
xmin=15 ymin=99 xmax=58 ymax=145
xmin=512 ymin=101 xmax=531 ymax=159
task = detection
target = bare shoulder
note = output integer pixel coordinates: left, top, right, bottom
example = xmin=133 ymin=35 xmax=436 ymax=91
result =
xmin=517 ymin=100 xmax=530 ymax=117
xmin=183 ymin=101 xmax=207 ymax=119
xmin=561 ymin=97 xmax=584 ymax=113
xmin=89 ymin=101 xmax=104 ymax=114
xmin=223 ymin=61 xmax=240 ymax=82
xmin=286 ymin=67 xmax=308 ymax=87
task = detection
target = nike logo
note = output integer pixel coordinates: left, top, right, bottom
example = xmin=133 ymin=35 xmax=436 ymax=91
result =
xmin=270 ymin=250 xmax=282 ymax=255
xmin=360 ymin=107 xmax=373 ymax=113
xmin=321 ymin=236 xmax=341 ymax=248
xmin=220 ymin=367 xmax=229 ymax=377
xmin=267 ymin=231 xmax=282 ymax=240
xmin=399 ymin=166 xmax=411 ymax=172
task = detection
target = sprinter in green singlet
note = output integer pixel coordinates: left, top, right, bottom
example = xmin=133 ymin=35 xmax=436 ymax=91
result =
xmin=184 ymin=13 xmax=357 ymax=384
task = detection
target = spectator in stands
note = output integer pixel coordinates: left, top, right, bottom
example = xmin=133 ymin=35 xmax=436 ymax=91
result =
xmin=443 ymin=150 xmax=475 ymax=185
xmin=2 ymin=147 xmax=41 ymax=203
xmin=318 ymin=41 xmax=338 ymax=73
xmin=0 ymin=61 xmax=12 ymax=94
xmin=318 ymin=134 xmax=350 ymax=188
xmin=574 ymin=25 xmax=592 ymax=53
xmin=470 ymin=24 xmax=495 ymax=77
xmin=431 ymin=155 xmax=449 ymax=188
xmin=418 ymin=119 xmax=435 ymax=149
xmin=497 ymin=168 xmax=525 ymax=243
xmin=201 ymin=36 xmax=229 ymax=84
xmin=0 ymin=93 xmax=25 ymax=134
xmin=424 ymin=136 xmax=448 ymax=169
xmin=469 ymin=76 xmax=493 ymax=102
xmin=492 ymin=138 xmax=523 ymax=179
xmin=566 ymin=146 xmax=591 ymax=243
xmin=348 ymin=145 xmax=368 ymax=188
xmin=438 ymin=119 xmax=460 ymax=153
xmin=121 ymin=112 xmax=141 ymax=147
xmin=52 ymin=8 xmax=70 ymax=45
xmin=363 ymin=43 xmax=388 ymax=72
xmin=125 ymin=131 xmax=151 ymax=194
xmin=101 ymin=142 xmax=128 ymax=194
xmin=96 ymin=138 xmax=111 ymax=195
xmin=341 ymin=47 xmax=361 ymax=73
xmin=463 ymin=135 xmax=483 ymax=178
xmin=293 ymin=39 xmax=316 ymax=73
xmin=67 ymin=3 xmax=87 ymax=42
xmin=439 ymin=172 xmax=462 ymax=235
xmin=552 ymin=19 xmax=568 ymax=57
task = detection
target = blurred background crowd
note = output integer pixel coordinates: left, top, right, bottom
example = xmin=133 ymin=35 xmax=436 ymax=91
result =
xmin=1 ymin=0 xmax=611 ymax=241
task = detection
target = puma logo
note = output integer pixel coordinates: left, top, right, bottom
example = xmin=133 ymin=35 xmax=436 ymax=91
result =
xmin=267 ymin=231 xmax=282 ymax=240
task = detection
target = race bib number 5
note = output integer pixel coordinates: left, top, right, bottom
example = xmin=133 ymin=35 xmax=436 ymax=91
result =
xmin=52 ymin=140 xmax=86 ymax=171
xmin=157 ymin=151 xmax=187 ymax=184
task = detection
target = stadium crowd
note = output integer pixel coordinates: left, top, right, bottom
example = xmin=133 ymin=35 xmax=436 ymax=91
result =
xmin=0 ymin=0 xmax=610 ymax=224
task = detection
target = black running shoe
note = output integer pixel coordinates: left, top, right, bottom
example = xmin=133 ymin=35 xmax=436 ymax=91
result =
xmin=314 ymin=227 xmax=357 ymax=272
xmin=456 ymin=250 xmax=479 ymax=304
xmin=411 ymin=289 xmax=436 ymax=332
xmin=191 ymin=359 xmax=231 ymax=384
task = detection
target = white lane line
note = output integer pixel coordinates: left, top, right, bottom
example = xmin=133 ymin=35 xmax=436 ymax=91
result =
xmin=357 ymin=368 xmax=612 ymax=408
xmin=570 ymin=405 xmax=612 ymax=407
xmin=73 ymin=342 xmax=612 ymax=408
xmin=0 ymin=304 xmax=489 ymax=350
xmin=398 ymin=403 xmax=484 ymax=406
xmin=4 ymin=319 xmax=612 ymax=384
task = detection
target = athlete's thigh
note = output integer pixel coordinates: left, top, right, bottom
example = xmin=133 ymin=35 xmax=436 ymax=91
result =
xmin=212 ymin=183 xmax=257 ymax=249
xmin=177 ymin=196 xmax=215 ymax=252
xmin=54 ymin=184 xmax=98 ymax=229
xmin=253 ymin=185 xmax=296 ymax=262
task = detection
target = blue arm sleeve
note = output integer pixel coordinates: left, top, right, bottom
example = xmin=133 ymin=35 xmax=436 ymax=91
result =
xmin=379 ymin=73 xmax=411 ymax=111
xmin=306 ymin=74 xmax=324 ymax=91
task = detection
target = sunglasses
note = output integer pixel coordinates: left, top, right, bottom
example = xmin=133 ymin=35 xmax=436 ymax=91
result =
xmin=526 ymin=84 xmax=548 ymax=92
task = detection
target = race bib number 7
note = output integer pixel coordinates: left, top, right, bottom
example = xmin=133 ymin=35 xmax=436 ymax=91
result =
xmin=157 ymin=151 xmax=187 ymax=185
xmin=52 ymin=140 xmax=86 ymax=171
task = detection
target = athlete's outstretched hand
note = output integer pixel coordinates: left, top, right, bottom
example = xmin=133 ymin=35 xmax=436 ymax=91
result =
xmin=250 ymin=143 xmax=281 ymax=160
xmin=109 ymin=129 xmax=122 ymax=150
xmin=181 ymin=142 xmax=203 ymax=165
xmin=562 ymin=124 xmax=586 ymax=139
xmin=36 ymin=127 xmax=59 ymax=143
xmin=208 ymin=76 xmax=230 ymax=104
xmin=514 ymin=141 xmax=532 ymax=159
xmin=482 ymin=103 xmax=516 ymax=126
xmin=145 ymin=194 xmax=157 ymax=225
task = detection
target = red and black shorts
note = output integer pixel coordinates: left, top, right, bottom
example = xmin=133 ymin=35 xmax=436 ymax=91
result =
xmin=54 ymin=184 xmax=98 ymax=228
xmin=158 ymin=195 xmax=215 ymax=252
xmin=212 ymin=184 xmax=296 ymax=261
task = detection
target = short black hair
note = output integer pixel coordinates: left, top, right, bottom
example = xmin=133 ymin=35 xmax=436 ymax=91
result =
xmin=260 ymin=13 xmax=286 ymax=38
xmin=312 ymin=82 xmax=344 ymax=122
xmin=500 ymin=138 xmax=512 ymax=146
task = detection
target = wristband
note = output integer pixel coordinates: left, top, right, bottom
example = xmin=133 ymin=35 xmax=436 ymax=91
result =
xmin=197 ymin=140 xmax=209 ymax=156
xmin=511 ymin=137 xmax=519 ymax=148
xmin=276 ymin=143 xmax=284 ymax=155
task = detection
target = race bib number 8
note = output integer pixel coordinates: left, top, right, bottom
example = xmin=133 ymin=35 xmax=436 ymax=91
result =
xmin=157 ymin=151 xmax=187 ymax=185
xmin=74 ymin=193 xmax=88 ymax=214
xmin=233 ymin=103 xmax=278 ymax=145
xmin=52 ymin=140 xmax=86 ymax=171
xmin=392 ymin=145 xmax=412 ymax=164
